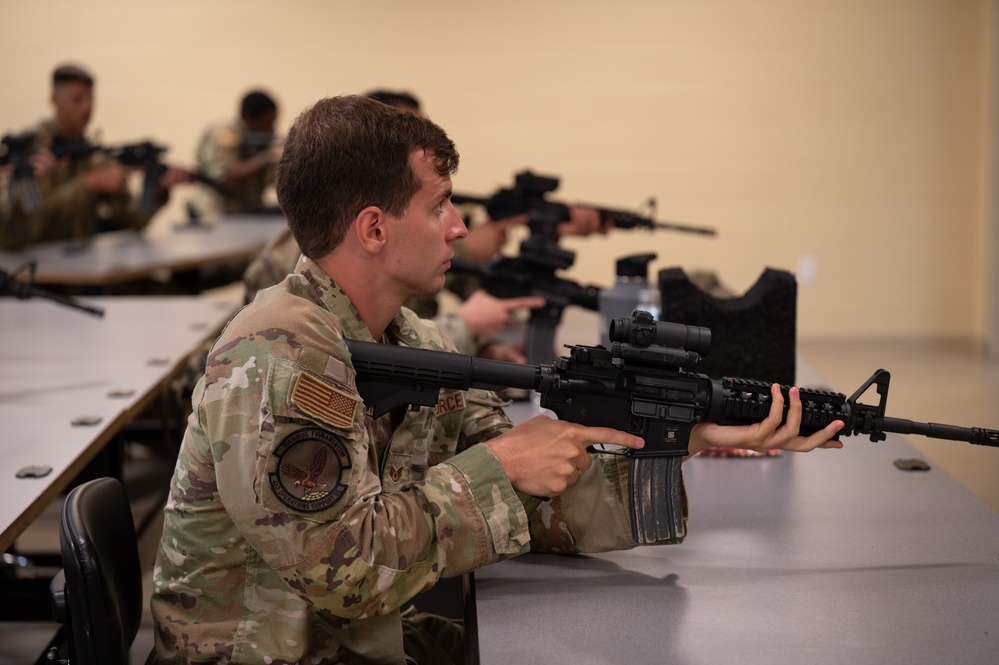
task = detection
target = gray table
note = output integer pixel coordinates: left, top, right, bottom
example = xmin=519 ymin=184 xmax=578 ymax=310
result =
xmin=475 ymin=377 xmax=999 ymax=664
xmin=0 ymin=214 xmax=286 ymax=286
xmin=0 ymin=295 xmax=239 ymax=552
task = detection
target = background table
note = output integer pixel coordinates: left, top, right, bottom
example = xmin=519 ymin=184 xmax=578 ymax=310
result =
xmin=472 ymin=364 xmax=999 ymax=665
xmin=0 ymin=214 xmax=286 ymax=286
xmin=0 ymin=294 xmax=239 ymax=552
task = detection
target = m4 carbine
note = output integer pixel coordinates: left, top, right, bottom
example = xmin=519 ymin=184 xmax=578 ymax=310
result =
xmin=449 ymin=171 xmax=715 ymax=365
xmin=452 ymin=170 xmax=716 ymax=237
xmin=49 ymin=137 xmax=226 ymax=215
xmin=344 ymin=311 xmax=999 ymax=545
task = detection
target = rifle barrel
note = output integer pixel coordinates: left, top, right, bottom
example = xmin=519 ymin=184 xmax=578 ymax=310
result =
xmin=881 ymin=417 xmax=999 ymax=447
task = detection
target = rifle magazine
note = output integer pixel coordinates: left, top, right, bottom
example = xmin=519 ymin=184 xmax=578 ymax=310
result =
xmin=629 ymin=456 xmax=685 ymax=544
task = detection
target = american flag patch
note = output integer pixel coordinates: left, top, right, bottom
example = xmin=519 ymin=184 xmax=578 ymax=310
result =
xmin=290 ymin=372 xmax=358 ymax=429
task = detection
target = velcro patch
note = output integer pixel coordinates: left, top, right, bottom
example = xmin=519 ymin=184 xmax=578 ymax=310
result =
xmin=269 ymin=428 xmax=351 ymax=512
xmin=291 ymin=371 xmax=358 ymax=429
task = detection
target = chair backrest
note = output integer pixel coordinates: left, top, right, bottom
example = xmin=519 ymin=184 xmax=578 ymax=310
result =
xmin=657 ymin=267 xmax=797 ymax=386
xmin=50 ymin=477 xmax=143 ymax=665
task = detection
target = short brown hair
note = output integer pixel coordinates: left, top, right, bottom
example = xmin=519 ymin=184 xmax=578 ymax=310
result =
xmin=52 ymin=64 xmax=94 ymax=88
xmin=275 ymin=95 xmax=459 ymax=260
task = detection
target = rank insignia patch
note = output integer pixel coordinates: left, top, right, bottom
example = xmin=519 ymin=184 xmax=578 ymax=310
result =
xmin=269 ymin=428 xmax=351 ymax=512
xmin=291 ymin=372 xmax=358 ymax=429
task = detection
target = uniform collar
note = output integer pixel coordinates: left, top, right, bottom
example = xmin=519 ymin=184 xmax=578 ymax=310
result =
xmin=294 ymin=255 xmax=420 ymax=347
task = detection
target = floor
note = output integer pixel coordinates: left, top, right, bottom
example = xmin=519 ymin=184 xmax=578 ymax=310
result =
xmin=3 ymin=336 xmax=998 ymax=664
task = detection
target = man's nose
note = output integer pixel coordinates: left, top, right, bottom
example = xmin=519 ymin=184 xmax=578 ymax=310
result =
xmin=446 ymin=203 xmax=468 ymax=241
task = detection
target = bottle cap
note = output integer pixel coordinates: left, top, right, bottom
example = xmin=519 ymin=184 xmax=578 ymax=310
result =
xmin=616 ymin=253 xmax=657 ymax=279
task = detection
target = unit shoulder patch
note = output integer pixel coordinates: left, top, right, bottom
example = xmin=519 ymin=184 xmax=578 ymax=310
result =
xmin=268 ymin=428 xmax=351 ymax=512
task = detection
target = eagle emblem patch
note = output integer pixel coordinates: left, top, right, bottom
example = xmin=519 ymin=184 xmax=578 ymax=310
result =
xmin=269 ymin=428 xmax=351 ymax=512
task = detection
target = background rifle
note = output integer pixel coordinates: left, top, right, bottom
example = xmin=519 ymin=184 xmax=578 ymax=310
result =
xmin=449 ymin=171 xmax=714 ymax=364
xmin=49 ymin=136 xmax=230 ymax=215
xmin=0 ymin=262 xmax=104 ymax=317
xmin=344 ymin=310 xmax=999 ymax=545
xmin=0 ymin=132 xmax=44 ymax=215
xmin=449 ymin=255 xmax=600 ymax=366
xmin=451 ymin=170 xmax=716 ymax=236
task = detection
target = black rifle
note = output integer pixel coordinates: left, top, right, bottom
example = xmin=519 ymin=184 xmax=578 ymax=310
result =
xmin=1 ymin=132 xmax=45 ymax=214
xmin=344 ymin=310 xmax=999 ymax=545
xmin=449 ymin=255 xmax=601 ymax=366
xmin=449 ymin=171 xmax=714 ymax=364
xmin=0 ymin=262 xmax=104 ymax=317
xmin=451 ymin=170 xmax=716 ymax=237
xmin=49 ymin=136 xmax=230 ymax=215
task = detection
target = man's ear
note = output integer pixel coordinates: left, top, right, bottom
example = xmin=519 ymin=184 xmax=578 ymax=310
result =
xmin=354 ymin=206 xmax=387 ymax=253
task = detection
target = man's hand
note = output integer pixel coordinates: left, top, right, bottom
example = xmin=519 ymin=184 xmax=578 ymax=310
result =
xmin=458 ymin=290 xmax=545 ymax=340
xmin=475 ymin=341 xmax=529 ymax=364
xmin=557 ymin=205 xmax=612 ymax=236
xmin=82 ymin=163 xmax=130 ymax=194
xmin=689 ymin=384 xmax=844 ymax=456
xmin=486 ymin=415 xmax=645 ymax=497
xmin=158 ymin=165 xmax=194 ymax=190
xmin=460 ymin=214 xmax=528 ymax=261
xmin=29 ymin=147 xmax=57 ymax=179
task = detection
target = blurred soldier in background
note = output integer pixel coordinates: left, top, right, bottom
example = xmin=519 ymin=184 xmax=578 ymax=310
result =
xmin=0 ymin=63 xmax=188 ymax=250
xmin=190 ymin=89 xmax=282 ymax=219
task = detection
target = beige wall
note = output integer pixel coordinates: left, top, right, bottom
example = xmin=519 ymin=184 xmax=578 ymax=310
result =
xmin=2 ymin=0 xmax=995 ymax=342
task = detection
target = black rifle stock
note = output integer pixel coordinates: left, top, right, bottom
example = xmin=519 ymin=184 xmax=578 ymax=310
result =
xmin=345 ymin=311 xmax=999 ymax=545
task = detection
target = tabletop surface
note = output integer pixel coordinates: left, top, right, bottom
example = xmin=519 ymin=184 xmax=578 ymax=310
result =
xmin=0 ymin=295 xmax=240 ymax=550
xmin=0 ymin=214 xmax=287 ymax=285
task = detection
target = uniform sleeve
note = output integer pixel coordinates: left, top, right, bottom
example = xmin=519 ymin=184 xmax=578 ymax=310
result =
xmin=202 ymin=318 xmax=529 ymax=622
xmin=196 ymin=125 xmax=240 ymax=181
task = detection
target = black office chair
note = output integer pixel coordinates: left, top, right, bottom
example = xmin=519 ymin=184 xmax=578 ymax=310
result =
xmin=49 ymin=477 xmax=144 ymax=665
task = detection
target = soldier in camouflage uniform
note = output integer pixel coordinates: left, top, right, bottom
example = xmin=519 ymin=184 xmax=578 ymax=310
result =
xmin=150 ymin=95 xmax=843 ymax=665
xmin=191 ymin=90 xmax=281 ymax=219
xmin=0 ymin=64 xmax=188 ymax=251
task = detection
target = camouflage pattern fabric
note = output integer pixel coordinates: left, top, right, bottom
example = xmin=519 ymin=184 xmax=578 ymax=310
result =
xmin=191 ymin=120 xmax=275 ymax=218
xmin=150 ymin=256 xmax=684 ymax=665
xmin=0 ymin=119 xmax=160 ymax=250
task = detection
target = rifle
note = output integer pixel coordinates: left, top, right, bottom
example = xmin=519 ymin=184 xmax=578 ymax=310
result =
xmin=449 ymin=254 xmax=601 ymax=366
xmin=451 ymin=170 xmax=716 ymax=236
xmin=344 ymin=310 xmax=999 ymax=545
xmin=449 ymin=171 xmax=714 ymax=365
xmin=5 ymin=133 xmax=231 ymax=219
xmin=0 ymin=262 xmax=104 ymax=317
xmin=1 ymin=132 xmax=44 ymax=215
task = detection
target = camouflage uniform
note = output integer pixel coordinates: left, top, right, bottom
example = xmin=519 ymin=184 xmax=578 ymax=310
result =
xmin=242 ymin=232 xmax=477 ymax=354
xmin=192 ymin=120 xmax=275 ymax=219
xmin=0 ymin=119 xmax=161 ymax=251
xmin=151 ymin=255 xmax=682 ymax=665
